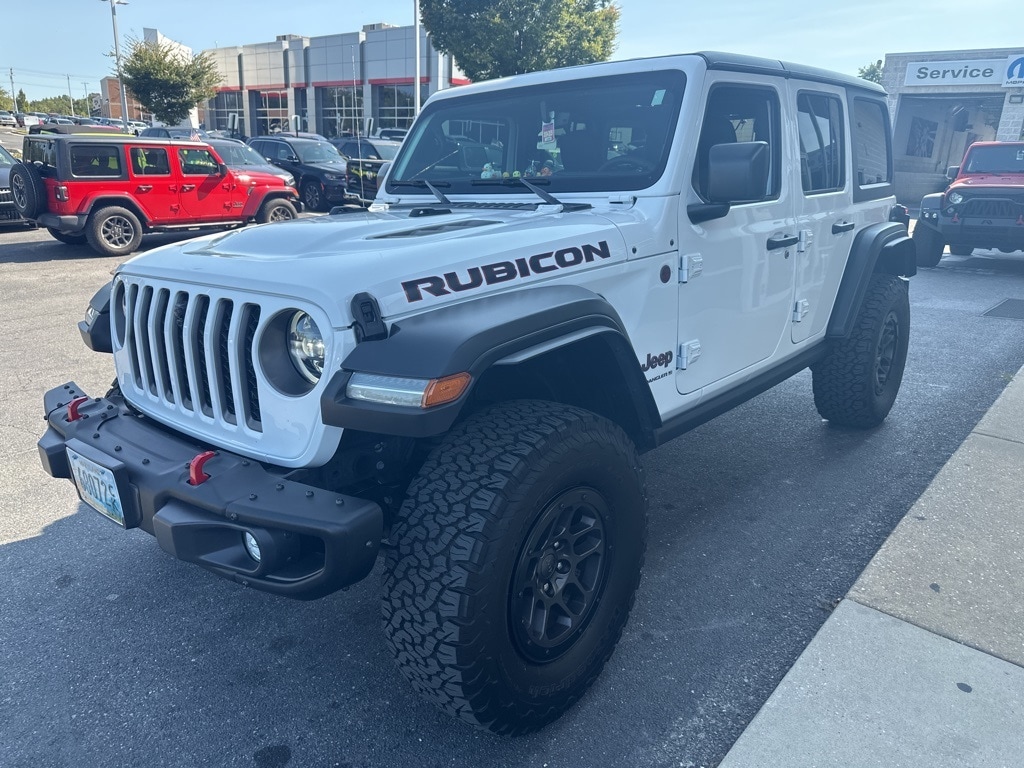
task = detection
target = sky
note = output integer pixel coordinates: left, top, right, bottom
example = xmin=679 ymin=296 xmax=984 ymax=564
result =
xmin=2 ymin=0 xmax=1021 ymax=102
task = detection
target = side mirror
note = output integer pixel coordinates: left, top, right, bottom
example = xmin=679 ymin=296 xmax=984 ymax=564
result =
xmin=688 ymin=141 xmax=770 ymax=224
xmin=945 ymin=165 xmax=960 ymax=181
xmin=285 ymin=154 xmax=300 ymax=163
xmin=218 ymin=163 xmax=228 ymax=176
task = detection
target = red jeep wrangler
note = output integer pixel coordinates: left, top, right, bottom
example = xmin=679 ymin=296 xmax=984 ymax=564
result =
xmin=9 ymin=133 xmax=301 ymax=257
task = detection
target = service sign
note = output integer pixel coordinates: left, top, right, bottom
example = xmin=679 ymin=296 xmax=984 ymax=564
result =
xmin=904 ymin=59 xmax=1006 ymax=86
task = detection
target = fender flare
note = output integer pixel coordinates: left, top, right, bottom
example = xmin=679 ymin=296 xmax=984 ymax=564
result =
xmin=321 ymin=285 xmax=660 ymax=440
xmin=827 ymin=221 xmax=914 ymax=339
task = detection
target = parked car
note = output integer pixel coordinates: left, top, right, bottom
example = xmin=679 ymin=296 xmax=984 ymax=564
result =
xmin=913 ymin=140 xmax=1024 ymax=266
xmin=206 ymin=138 xmax=296 ymax=188
xmin=248 ymin=134 xmax=349 ymax=211
xmin=37 ymin=50 xmax=915 ymax=735
xmin=334 ymin=137 xmax=402 ymax=205
xmin=8 ymin=133 xmax=300 ymax=256
xmin=378 ymin=128 xmax=408 ymax=141
xmin=139 ymin=126 xmax=209 ymax=140
xmin=0 ymin=110 xmax=19 ymax=128
xmin=0 ymin=144 xmax=29 ymax=225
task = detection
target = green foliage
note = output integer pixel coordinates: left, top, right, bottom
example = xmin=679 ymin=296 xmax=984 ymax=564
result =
xmin=120 ymin=37 xmax=221 ymax=125
xmin=0 ymin=87 xmax=11 ymax=111
xmin=419 ymin=0 xmax=620 ymax=82
xmin=16 ymin=89 xmax=28 ymax=112
xmin=24 ymin=95 xmax=90 ymax=116
xmin=858 ymin=60 xmax=884 ymax=85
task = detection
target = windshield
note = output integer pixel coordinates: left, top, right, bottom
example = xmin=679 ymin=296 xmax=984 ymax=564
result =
xmin=387 ymin=69 xmax=685 ymax=196
xmin=297 ymin=142 xmax=344 ymax=164
xmin=216 ymin=142 xmax=267 ymax=167
xmin=963 ymin=145 xmax=1024 ymax=174
xmin=371 ymin=142 xmax=400 ymax=161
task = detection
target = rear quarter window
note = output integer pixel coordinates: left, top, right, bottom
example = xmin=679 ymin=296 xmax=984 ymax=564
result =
xmin=850 ymin=96 xmax=894 ymax=202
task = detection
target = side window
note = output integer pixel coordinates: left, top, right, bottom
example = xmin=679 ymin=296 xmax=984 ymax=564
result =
xmin=178 ymin=148 xmax=219 ymax=175
xmin=797 ymin=92 xmax=845 ymax=194
xmin=131 ymin=147 xmax=170 ymax=176
xmin=250 ymin=140 xmax=266 ymax=158
xmin=851 ymin=97 xmax=892 ymax=197
xmin=693 ymin=84 xmax=781 ymax=201
xmin=70 ymin=145 xmax=122 ymax=177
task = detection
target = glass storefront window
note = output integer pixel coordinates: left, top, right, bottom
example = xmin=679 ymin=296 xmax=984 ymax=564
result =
xmin=374 ymin=83 xmax=429 ymax=132
xmin=320 ymin=86 xmax=363 ymax=139
xmin=256 ymin=91 xmax=290 ymax=136
xmin=208 ymin=91 xmax=245 ymax=134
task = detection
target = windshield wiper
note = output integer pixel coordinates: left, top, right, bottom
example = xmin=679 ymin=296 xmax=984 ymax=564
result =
xmin=391 ymin=179 xmax=452 ymax=205
xmin=472 ymin=177 xmax=568 ymax=207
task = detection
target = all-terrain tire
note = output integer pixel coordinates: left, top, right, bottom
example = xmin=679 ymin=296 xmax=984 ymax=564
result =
xmin=255 ymin=198 xmax=297 ymax=224
xmin=948 ymin=245 xmax=973 ymax=256
xmin=46 ymin=227 xmax=88 ymax=245
xmin=85 ymin=206 xmax=143 ymax=257
xmin=383 ymin=400 xmax=647 ymax=735
xmin=912 ymin=225 xmax=944 ymax=267
xmin=812 ymin=274 xmax=910 ymax=428
xmin=9 ymin=162 xmax=46 ymax=219
xmin=301 ymin=180 xmax=324 ymax=212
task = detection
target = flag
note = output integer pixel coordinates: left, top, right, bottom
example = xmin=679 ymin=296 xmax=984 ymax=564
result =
xmin=190 ymin=129 xmax=201 ymax=141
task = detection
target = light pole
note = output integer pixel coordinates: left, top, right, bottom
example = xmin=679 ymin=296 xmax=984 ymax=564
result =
xmin=101 ymin=0 xmax=131 ymax=131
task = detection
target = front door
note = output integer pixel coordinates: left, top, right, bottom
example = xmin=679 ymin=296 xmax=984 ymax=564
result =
xmin=676 ymin=78 xmax=797 ymax=396
xmin=175 ymin=147 xmax=241 ymax=221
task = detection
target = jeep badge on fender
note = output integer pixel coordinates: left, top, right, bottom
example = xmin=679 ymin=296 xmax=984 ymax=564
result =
xmin=38 ymin=51 xmax=915 ymax=737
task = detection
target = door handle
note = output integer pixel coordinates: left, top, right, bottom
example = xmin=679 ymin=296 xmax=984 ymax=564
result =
xmin=767 ymin=234 xmax=798 ymax=250
xmin=136 ymin=185 xmax=152 ymax=192
xmin=168 ymin=185 xmax=178 ymax=192
xmin=831 ymin=221 xmax=855 ymax=234
xmin=181 ymin=184 xmax=196 ymax=192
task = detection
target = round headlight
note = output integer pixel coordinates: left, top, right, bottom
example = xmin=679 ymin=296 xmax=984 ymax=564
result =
xmin=287 ymin=312 xmax=325 ymax=383
xmin=948 ymin=191 xmax=964 ymax=205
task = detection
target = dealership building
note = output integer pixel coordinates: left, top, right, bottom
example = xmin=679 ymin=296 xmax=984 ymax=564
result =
xmin=882 ymin=47 xmax=1024 ymax=205
xmin=199 ymin=22 xmax=466 ymax=140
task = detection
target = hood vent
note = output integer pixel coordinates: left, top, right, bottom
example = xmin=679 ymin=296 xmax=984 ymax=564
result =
xmin=371 ymin=218 xmax=500 ymax=239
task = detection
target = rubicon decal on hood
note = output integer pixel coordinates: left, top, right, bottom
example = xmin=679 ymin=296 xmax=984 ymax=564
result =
xmin=402 ymin=240 xmax=612 ymax=302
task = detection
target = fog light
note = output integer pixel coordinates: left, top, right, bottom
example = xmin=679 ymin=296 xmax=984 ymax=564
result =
xmin=243 ymin=531 xmax=262 ymax=562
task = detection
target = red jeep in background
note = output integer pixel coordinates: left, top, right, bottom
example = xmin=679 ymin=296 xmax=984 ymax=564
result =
xmin=9 ymin=134 xmax=301 ymax=257
xmin=913 ymin=141 xmax=1024 ymax=267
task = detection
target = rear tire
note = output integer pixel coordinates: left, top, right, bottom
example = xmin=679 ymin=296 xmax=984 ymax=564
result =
xmin=912 ymin=224 xmax=944 ymax=267
xmin=255 ymin=198 xmax=297 ymax=224
xmin=9 ymin=162 xmax=46 ymax=219
xmin=383 ymin=400 xmax=647 ymax=735
xmin=948 ymin=245 xmax=973 ymax=256
xmin=812 ymin=274 xmax=910 ymax=428
xmin=85 ymin=206 xmax=143 ymax=257
xmin=46 ymin=227 xmax=88 ymax=245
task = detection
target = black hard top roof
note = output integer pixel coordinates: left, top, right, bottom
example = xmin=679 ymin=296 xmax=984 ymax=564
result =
xmin=696 ymin=51 xmax=886 ymax=94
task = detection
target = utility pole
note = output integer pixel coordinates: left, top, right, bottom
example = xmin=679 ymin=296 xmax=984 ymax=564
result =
xmin=413 ymin=0 xmax=421 ymax=119
xmin=101 ymin=0 xmax=131 ymax=131
xmin=67 ymin=75 xmax=76 ymax=117
xmin=8 ymin=68 xmax=15 ymax=110
xmin=83 ymin=82 xmax=91 ymax=116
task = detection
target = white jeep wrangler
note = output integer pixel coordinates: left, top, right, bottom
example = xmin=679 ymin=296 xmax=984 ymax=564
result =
xmin=39 ymin=52 xmax=915 ymax=735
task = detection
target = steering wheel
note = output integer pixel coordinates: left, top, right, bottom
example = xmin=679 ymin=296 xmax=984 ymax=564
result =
xmin=598 ymin=154 xmax=656 ymax=174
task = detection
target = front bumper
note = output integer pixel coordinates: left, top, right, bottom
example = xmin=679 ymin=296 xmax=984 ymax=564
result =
xmin=38 ymin=382 xmax=383 ymax=599
xmin=920 ymin=205 xmax=1024 ymax=250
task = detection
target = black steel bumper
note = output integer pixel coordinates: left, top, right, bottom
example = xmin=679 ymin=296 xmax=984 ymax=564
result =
xmin=38 ymin=212 xmax=88 ymax=234
xmin=38 ymin=382 xmax=383 ymax=600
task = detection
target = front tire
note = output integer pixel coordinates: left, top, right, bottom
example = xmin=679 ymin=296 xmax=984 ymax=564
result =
xmin=85 ymin=206 xmax=143 ymax=257
xmin=912 ymin=224 xmax=944 ymax=267
xmin=948 ymin=245 xmax=973 ymax=256
xmin=383 ymin=400 xmax=647 ymax=735
xmin=255 ymin=198 xmax=297 ymax=224
xmin=812 ymin=274 xmax=910 ymax=428
xmin=301 ymin=180 xmax=324 ymax=212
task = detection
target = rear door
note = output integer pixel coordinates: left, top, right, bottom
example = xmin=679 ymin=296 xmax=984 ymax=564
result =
xmin=126 ymin=145 xmax=179 ymax=224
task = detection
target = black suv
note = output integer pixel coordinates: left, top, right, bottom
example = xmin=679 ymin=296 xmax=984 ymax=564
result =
xmin=334 ymin=137 xmax=401 ymax=205
xmin=248 ymin=135 xmax=349 ymax=211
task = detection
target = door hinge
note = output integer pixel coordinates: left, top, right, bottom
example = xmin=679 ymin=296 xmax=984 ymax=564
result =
xmin=679 ymin=253 xmax=704 ymax=283
xmin=677 ymin=339 xmax=702 ymax=369
xmin=797 ymin=229 xmax=813 ymax=253
xmin=793 ymin=299 xmax=810 ymax=323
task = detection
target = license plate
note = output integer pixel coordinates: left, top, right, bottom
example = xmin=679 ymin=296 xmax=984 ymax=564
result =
xmin=67 ymin=447 xmax=126 ymax=526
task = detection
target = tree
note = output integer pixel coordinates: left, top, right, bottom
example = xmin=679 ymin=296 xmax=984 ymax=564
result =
xmin=858 ymin=60 xmax=883 ymax=85
xmin=0 ymin=87 xmax=11 ymax=111
xmin=419 ymin=0 xmax=620 ymax=82
xmin=16 ymin=89 xmax=28 ymax=112
xmin=119 ymin=36 xmax=221 ymax=125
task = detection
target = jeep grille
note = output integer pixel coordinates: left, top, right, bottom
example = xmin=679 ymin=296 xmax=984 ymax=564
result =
xmin=123 ymin=283 xmax=263 ymax=430
xmin=960 ymin=196 xmax=1024 ymax=219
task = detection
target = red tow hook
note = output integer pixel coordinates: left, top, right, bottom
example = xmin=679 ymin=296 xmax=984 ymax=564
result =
xmin=66 ymin=396 xmax=90 ymax=422
xmin=188 ymin=451 xmax=217 ymax=485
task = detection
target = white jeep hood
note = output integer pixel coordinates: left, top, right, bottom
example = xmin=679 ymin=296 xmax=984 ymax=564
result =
xmin=119 ymin=207 xmax=630 ymax=327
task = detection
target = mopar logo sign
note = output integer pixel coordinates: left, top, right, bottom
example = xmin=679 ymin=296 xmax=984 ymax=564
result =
xmin=1006 ymin=55 xmax=1024 ymax=87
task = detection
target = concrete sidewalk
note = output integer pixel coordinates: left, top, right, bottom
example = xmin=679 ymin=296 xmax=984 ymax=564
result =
xmin=719 ymin=365 xmax=1024 ymax=768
